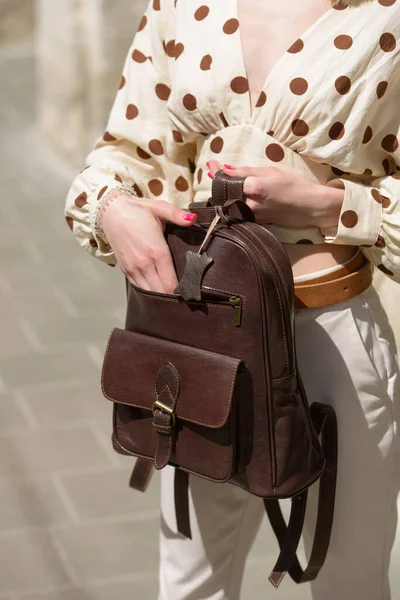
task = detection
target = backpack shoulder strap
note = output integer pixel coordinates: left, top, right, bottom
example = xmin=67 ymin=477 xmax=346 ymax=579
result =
xmin=266 ymin=402 xmax=338 ymax=587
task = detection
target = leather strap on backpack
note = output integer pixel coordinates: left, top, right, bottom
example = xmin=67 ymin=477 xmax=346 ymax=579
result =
xmin=266 ymin=401 xmax=338 ymax=587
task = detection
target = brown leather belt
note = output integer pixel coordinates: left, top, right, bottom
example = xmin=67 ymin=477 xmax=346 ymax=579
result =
xmin=294 ymin=251 xmax=373 ymax=309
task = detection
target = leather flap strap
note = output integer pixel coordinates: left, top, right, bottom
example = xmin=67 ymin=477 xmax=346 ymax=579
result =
xmin=153 ymin=362 xmax=181 ymax=470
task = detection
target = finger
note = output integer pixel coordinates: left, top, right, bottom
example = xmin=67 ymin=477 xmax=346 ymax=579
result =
xmin=156 ymin=245 xmax=180 ymax=294
xmin=153 ymin=200 xmax=197 ymax=227
xmin=130 ymin=269 xmax=152 ymax=292
xmin=207 ymin=159 xmax=223 ymax=177
xmin=243 ymin=175 xmax=263 ymax=199
xmin=141 ymin=263 xmax=167 ymax=293
xmin=222 ymin=165 xmax=276 ymax=179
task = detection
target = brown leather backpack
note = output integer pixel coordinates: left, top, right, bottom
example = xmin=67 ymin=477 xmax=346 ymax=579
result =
xmin=101 ymin=170 xmax=338 ymax=589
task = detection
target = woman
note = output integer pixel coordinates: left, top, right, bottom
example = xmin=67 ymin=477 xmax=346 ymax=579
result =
xmin=64 ymin=0 xmax=400 ymax=598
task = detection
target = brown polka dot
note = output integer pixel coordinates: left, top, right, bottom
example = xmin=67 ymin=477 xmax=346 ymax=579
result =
xmin=148 ymin=139 xmax=164 ymax=155
xmin=363 ymin=169 xmax=373 ymax=177
xmin=103 ymin=131 xmax=116 ymax=142
xmin=362 ymin=126 xmax=373 ymax=144
xmin=371 ymin=189 xmax=382 ymax=203
xmin=266 ymin=143 xmax=285 ymax=162
xmin=137 ymin=147 xmax=151 ymax=160
xmin=153 ymin=0 xmax=160 ymax=10
xmin=287 ymin=38 xmax=304 ymax=53
xmin=115 ymin=174 xmax=123 ymax=183
xmin=223 ymin=18 xmax=239 ymax=34
xmin=267 ymin=130 xmax=274 ymax=137
xmin=165 ymin=39 xmax=175 ymax=57
xmin=126 ymin=104 xmax=139 ymax=120
xmin=97 ymin=186 xmax=108 ymax=200
xmin=174 ymin=43 xmax=184 ymax=59
xmin=379 ymin=0 xmax=396 ymax=5
xmin=119 ymin=75 xmax=126 ymax=90
xmin=138 ymin=15 xmax=147 ymax=31
xmin=89 ymin=238 xmax=98 ymax=248
xmin=188 ymin=158 xmax=196 ymax=174
xmin=155 ymin=83 xmax=171 ymax=100
xmin=332 ymin=167 xmax=345 ymax=176
xmin=183 ymin=94 xmax=197 ymax=111
xmin=382 ymin=134 xmax=399 ymax=152
xmin=335 ymin=75 xmax=351 ymax=95
xmin=197 ymin=168 xmax=203 ymax=184
xmin=378 ymin=264 xmax=394 ymax=276
xmin=255 ymin=91 xmax=267 ymax=108
xmin=200 ymin=54 xmax=212 ymax=70
xmin=341 ymin=210 xmax=358 ymax=228
xmin=75 ymin=192 xmax=87 ymax=208
xmin=333 ymin=1 xmax=348 ymax=9
xmin=210 ymin=136 xmax=224 ymax=153
xmin=329 ymin=122 xmax=345 ymax=140
xmin=172 ymin=130 xmax=183 ymax=143
xmin=289 ymin=77 xmax=308 ymax=95
xmin=382 ymin=158 xmax=395 ymax=176
xmin=334 ymin=35 xmax=353 ymax=50
xmin=380 ymin=33 xmax=396 ymax=52
xmin=195 ymin=5 xmax=209 ymax=20
xmin=291 ymin=119 xmax=309 ymax=136
xmin=148 ymin=179 xmax=163 ymax=196
xmin=175 ymin=176 xmax=189 ymax=191
xmin=230 ymin=76 xmax=249 ymax=94
xmin=66 ymin=216 xmax=74 ymax=231
xmin=296 ymin=239 xmax=314 ymax=245
xmin=381 ymin=195 xmax=391 ymax=208
xmin=132 ymin=49 xmax=148 ymax=63
xmin=377 ymin=81 xmax=388 ymax=99
xmin=375 ymin=235 xmax=386 ymax=249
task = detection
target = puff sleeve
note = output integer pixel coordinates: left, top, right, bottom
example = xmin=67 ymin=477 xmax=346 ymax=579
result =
xmin=64 ymin=0 xmax=196 ymax=265
xmin=321 ymin=154 xmax=400 ymax=284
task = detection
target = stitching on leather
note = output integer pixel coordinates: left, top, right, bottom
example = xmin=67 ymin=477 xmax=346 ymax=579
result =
xmin=102 ymin=333 xmax=241 ymax=429
xmin=242 ymin=224 xmax=290 ymax=373
xmin=154 ymin=363 xmax=179 ymax=405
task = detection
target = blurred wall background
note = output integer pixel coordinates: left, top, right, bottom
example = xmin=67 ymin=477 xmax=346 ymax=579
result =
xmin=0 ymin=1 xmax=398 ymax=599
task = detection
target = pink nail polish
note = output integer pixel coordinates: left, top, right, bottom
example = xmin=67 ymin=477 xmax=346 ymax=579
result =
xmin=184 ymin=212 xmax=195 ymax=221
xmin=207 ymin=171 xmax=213 ymax=179
xmin=223 ymin=164 xmax=235 ymax=170
xmin=205 ymin=161 xmax=211 ymax=169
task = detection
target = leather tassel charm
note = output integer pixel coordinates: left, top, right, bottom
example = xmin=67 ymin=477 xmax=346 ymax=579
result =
xmin=173 ymin=214 xmax=221 ymax=301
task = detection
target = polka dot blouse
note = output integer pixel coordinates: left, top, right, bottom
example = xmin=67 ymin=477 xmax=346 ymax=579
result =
xmin=65 ymin=0 xmax=400 ymax=282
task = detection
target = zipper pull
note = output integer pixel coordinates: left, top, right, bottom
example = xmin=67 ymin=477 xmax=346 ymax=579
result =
xmin=229 ymin=296 xmax=242 ymax=327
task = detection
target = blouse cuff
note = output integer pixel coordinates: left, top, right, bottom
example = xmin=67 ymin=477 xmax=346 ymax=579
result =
xmin=320 ymin=178 xmax=383 ymax=246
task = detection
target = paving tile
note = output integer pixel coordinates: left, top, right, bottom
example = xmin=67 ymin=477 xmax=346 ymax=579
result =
xmin=0 ymin=531 xmax=70 ymax=594
xmin=20 ymin=380 xmax=111 ymax=425
xmin=15 ymin=578 xmax=159 ymax=600
xmin=0 ymin=346 xmax=99 ymax=388
xmin=25 ymin=315 xmax=118 ymax=347
xmin=0 ymin=425 xmax=110 ymax=476
xmin=53 ymin=518 xmax=160 ymax=584
xmin=58 ymin=467 xmax=160 ymax=520
xmin=0 ymin=477 xmax=69 ymax=531
xmin=0 ymin=393 xmax=30 ymax=432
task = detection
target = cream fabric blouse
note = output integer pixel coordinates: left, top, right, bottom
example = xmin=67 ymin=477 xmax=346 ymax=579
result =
xmin=65 ymin=0 xmax=400 ymax=282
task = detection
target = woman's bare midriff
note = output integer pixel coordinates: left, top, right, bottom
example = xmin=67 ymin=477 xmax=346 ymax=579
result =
xmin=238 ymin=0 xmax=358 ymax=277
xmin=284 ymin=244 xmax=358 ymax=278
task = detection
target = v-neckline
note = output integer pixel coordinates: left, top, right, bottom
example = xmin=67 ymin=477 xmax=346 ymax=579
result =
xmin=235 ymin=1 xmax=336 ymax=120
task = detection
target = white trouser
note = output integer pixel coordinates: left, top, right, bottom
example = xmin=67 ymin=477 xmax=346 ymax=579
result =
xmin=158 ymin=286 xmax=400 ymax=600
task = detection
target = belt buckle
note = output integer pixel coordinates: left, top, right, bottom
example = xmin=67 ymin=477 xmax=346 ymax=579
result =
xmin=153 ymin=399 xmax=176 ymax=426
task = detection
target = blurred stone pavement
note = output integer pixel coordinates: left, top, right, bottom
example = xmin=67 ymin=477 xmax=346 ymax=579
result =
xmin=0 ymin=37 xmax=399 ymax=600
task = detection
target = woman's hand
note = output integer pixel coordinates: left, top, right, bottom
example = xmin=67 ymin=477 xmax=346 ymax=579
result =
xmin=101 ymin=193 xmax=197 ymax=293
xmin=207 ymin=160 xmax=344 ymax=229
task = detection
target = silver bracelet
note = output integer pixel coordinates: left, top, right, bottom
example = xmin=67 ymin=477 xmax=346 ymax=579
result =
xmin=92 ymin=184 xmax=138 ymax=241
